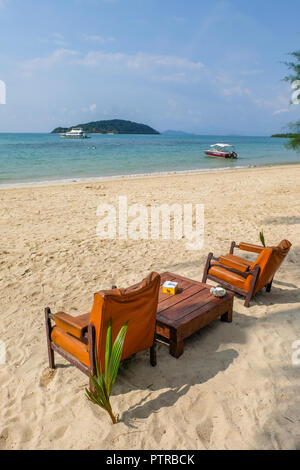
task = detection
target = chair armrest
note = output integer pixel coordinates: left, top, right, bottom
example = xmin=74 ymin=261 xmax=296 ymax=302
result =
xmin=218 ymin=256 xmax=249 ymax=273
xmin=54 ymin=312 xmax=90 ymax=339
xmin=238 ymin=242 xmax=264 ymax=254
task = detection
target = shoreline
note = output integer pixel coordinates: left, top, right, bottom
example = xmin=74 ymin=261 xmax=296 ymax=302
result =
xmin=1 ymin=160 xmax=300 ymax=190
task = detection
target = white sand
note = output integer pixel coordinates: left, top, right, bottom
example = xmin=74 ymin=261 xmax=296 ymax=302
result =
xmin=0 ymin=164 xmax=300 ymax=450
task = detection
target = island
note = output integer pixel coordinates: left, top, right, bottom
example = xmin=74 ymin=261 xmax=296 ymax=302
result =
xmin=51 ymin=119 xmax=160 ymax=135
xmin=271 ymin=133 xmax=298 ymax=138
xmin=162 ymin=130 xmax=196 ymax=136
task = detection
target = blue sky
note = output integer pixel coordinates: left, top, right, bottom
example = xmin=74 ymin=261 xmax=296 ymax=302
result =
xmin=0 ymin=0 xmax=299 ymax=134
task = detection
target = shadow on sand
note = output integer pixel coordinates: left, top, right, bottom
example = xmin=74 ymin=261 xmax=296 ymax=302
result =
xmin=263 ymin=216 xmax=300 ymax=225
xmin=115 ymin=319 xmax=243 ymax=427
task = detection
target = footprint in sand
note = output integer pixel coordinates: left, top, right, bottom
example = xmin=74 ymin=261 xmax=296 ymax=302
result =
xmin=39 ymin=368 xmax=56 ymax=387
xmin=196 ymin=418 xmax=214 ymax=448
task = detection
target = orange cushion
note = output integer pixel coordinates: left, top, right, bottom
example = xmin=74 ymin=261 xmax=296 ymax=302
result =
xmin=218 ymin=255 xmax=250 ymax=273
xmin=222 ymin=254 xmax=252 ymax=267
xmin=239 ymin=243 xmax=264 ymax=254
xmin=54 ymin=312 xmax=90 ymax=339
xmin=51 ymin=327 xmax=90 ymax=367
xmin=208 ymin=265 xmax=247 ymax=291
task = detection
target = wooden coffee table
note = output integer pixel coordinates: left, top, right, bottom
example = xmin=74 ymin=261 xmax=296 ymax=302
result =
xmin=156 ymin=272 xmax=234 ymax=358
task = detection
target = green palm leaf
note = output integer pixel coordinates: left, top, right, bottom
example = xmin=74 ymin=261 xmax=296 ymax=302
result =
xmin=85 ymin=318 xmax=129 ymax=424
xmin=260 ymin=230 xmax=266 ymax=247
xmin=108 ymin=321 xmax=129 ymax=393
xmin=104 ymin=318 xmax=112 ymax=387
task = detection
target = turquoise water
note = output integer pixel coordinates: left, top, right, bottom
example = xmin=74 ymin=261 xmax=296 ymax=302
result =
xmin=0 ymin=133 xmax=299 ymax=185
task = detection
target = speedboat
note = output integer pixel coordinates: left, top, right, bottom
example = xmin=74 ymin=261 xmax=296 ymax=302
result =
xmin=61 ymin=128 xmax=89 ymax=139
xmin=204 ymin=143 xmax=238 ymax=159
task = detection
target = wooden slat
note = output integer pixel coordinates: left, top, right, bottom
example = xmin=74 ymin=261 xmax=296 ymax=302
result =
xmin=176 ymin=298 xmax=233 ymax=337
xmin=158 ymin=278 xmax=201 ymax=303
xmin=173 ymin=295 xmax=233 ymax=329
xmin=158 ymin=272 xmax=207 ymax=304
xmin=159 ymin=289 xmax=216 ymax=323
xmin=157 ymin=284 xmax=206 ymax=315
xmin=160 ymin=272 xmax=177 ymax=284
xmin=163 ymin=272 xmax=207 ymax=287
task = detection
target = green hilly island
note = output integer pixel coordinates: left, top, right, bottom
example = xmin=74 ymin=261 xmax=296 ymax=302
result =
xmin=51 ymin=119 xmax=160 ymax=135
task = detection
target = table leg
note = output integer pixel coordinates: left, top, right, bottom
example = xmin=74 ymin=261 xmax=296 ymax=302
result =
xmin=169 ymin=329 xmax=184 ymax=358
xmin=221 ymin=309 xmax=233 ymax=323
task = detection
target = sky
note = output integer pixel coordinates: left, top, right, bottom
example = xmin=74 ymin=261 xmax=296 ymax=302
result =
xmin=0 ymin=0 xmax=299 ymax=135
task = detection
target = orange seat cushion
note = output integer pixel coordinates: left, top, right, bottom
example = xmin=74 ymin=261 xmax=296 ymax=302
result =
xmin=54 ymin=312 xmax=90 ymax=339
xmin=51 ymin=327 xmax=90 ymax=367
xmin=218 ymin=255 xmax=250 ymax=273
xmin=208 ymin=265 xmax=248 ymax=291
xmin=222 ymin=254 xmax=252 ymax=267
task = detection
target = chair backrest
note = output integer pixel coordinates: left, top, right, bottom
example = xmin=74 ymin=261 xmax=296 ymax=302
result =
xmin=251 ymin=240 xmax=292 ymax=294
xmin=89 ymin=272 xmax=161 ymax=369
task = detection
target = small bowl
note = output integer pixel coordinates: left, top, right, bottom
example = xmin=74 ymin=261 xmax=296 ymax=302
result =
xmin=210 ymin=286 xmax=227 ymax=298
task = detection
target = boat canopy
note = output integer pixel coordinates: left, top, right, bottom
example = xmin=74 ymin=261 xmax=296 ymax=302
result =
xmin=210 ymin=143 xmax=233 ymax=148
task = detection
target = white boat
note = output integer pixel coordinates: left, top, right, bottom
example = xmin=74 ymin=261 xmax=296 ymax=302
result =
xmin=204 ymin=143 xmax=238 ymax=159
xmin=61 ymin=128 xmax=89 ymax=139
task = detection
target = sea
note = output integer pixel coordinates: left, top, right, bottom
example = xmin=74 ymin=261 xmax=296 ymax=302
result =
xmin=0 ymin=133 xmax=299 ymax=186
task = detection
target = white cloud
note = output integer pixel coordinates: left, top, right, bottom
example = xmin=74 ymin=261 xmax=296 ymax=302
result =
xmin=82 ymin=103 xmax=97 ymax=113
xmin=253 ymin=93 xmax=290 ymax=114
xmin=158 ymin=72 xmax=187 ymax=83
xmin=75 ymin=51 xmax=205 ymax=83
xmin=223 ymin=86 xmax=251 ymax=97
xmin=52 ymin=33 xmax=68 ymax=47
xmin=76 ymin=50 xmax=126 ymax=66
xmin=125 ymin=53 xmax=204 ymax=71
xmin=21 ymin=49 xmax=79 ymax=75
xmin=73 ymin=51 xmax=204 ymax=72
xmin=82 ymin=33 xmax=115 ymax=43
xmin=273 ymin=108 xmax=290 ymax=115
xmin=20 ymin=48 xmax=205 ymax=80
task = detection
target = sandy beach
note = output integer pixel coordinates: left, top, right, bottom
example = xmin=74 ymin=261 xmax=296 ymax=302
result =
xmin=0 ymin=164 xmax=300 ymax=450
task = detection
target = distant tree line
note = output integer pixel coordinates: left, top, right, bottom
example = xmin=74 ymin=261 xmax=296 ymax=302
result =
xmin=271 ymin=133 xmax=298 ymax=138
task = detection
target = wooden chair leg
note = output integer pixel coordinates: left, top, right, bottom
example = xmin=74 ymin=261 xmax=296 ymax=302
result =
xmin=230 ymin=242 xmax=236 ymax=255
xmin=45 ymin=307 xmax=55 ymax=369
xmin=266 ymin=278 xmax=274 ymax=293
xmin=88 ymin=324 xmax=97 ymax=391
xmin=244 ymin=265 xmax=260 ymax=308
xmin=202 ymin=252 xmax=213 ymax=284
xmin=150 ymin=335 xmax=157 ymax=367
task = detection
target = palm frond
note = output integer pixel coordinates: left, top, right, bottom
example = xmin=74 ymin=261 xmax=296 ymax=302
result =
xmin=85 ymin=318 xmax=129 ymax=424
xmin=108 ymin=321 xmax=129 ymax=393
xmin=260 ymin=231 xmax=266 ymax=247
xmin=105 ymin=318 xmax=112 ymax=389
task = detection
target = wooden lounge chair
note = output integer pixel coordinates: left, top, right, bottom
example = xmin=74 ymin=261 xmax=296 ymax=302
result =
xmin=202 ymin=240 xmax=292 ymax=307
xmin=45 ymin=272 xmax=161 ymax=387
